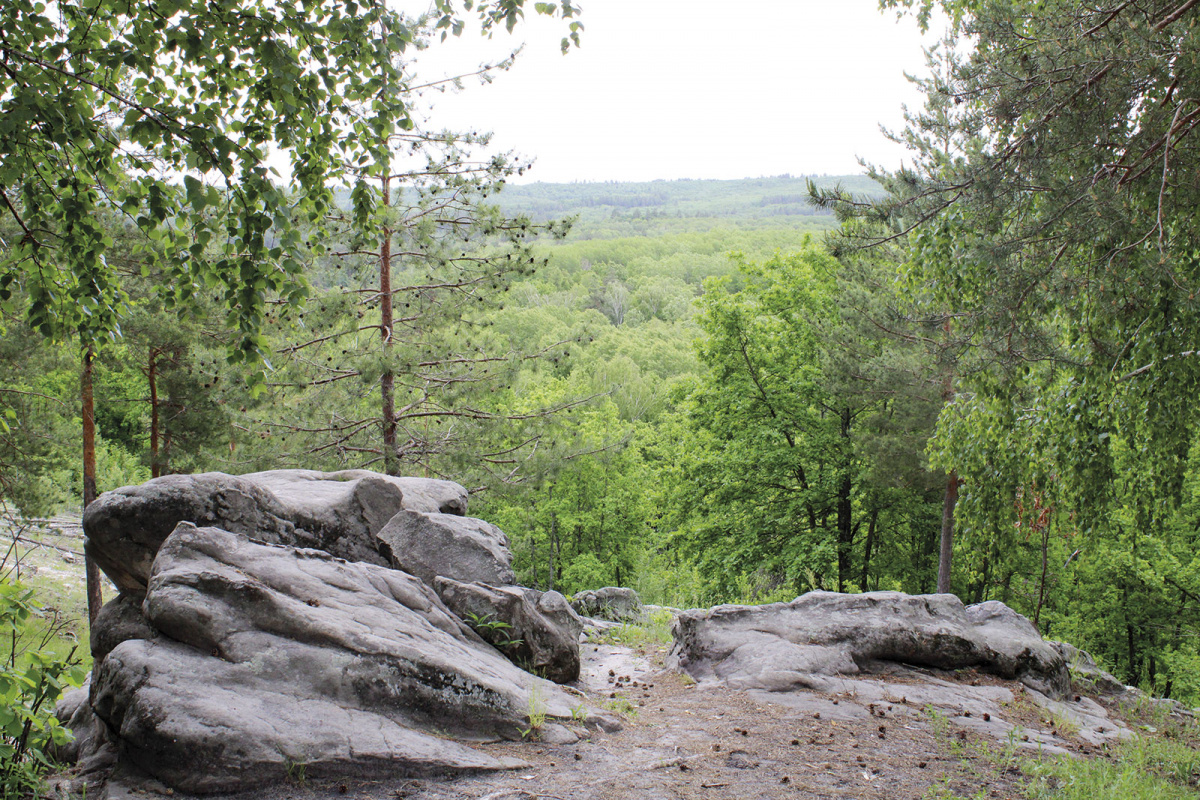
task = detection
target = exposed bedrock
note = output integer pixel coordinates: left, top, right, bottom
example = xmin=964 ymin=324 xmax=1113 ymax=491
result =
xmin=76 ymin=523 xmax=612 ymax=794
xmin=668 ymin=590 xmax=1069 ymax=699
xmin=82 ymin=469 xmax=468 ymax=592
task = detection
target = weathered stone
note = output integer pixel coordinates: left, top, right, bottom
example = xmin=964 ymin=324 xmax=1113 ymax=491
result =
xmin=377 ymin=510 xmax=514 ymax=587
xmin=241 ymin=468 xmax=469 ymax=516
xmin=83 ymin=523 xmax=611 ymax=794
xmin=51 ymin=683 xmax=102 ymax=765
xmin=668 ymin=591 xmax=1070 ymax=699
xmin=90 ymin=592 xmax=156 ymax=667
xmin=83 ymin=470 xmax=468 ymax=592
xmin=434 ymin=578 xmax=584 ymax=683
xmin=1050 ymin=640 xmax=1130 ymax=696
xmin=571 ymin=587 xmax=643 ymax=623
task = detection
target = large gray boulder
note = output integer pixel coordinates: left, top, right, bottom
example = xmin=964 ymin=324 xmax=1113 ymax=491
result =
xmin=571 ymin=587 xmax=643 ymax=623
xmin=1050 ymin=640 xmax=1129 ymax=695
xmin=76 ymin=523 xmax=610 ymax=794
xmin=377 ymin=510 xmax=514 ymax=587
xmin=83 ymin=470 xmax=468 ymax=592
xmin=668 ymin=591 xmax=1069 ymax=699
xmin=434 ymin=578 xmax=584 ymax=683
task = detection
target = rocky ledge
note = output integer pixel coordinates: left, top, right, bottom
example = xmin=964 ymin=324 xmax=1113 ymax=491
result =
xmin=668 ymin=590 xmax=1069 ymax=699
xmin=61 ymin=471 xmax=613 ymax=796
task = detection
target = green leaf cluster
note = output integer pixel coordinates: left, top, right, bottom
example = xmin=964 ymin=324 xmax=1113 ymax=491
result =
xmin=0 ymin=578 xmax=86 ymax=799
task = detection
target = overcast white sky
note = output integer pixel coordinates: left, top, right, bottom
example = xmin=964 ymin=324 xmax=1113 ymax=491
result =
xmin=401 ymin=0 xmax=936 ymax=183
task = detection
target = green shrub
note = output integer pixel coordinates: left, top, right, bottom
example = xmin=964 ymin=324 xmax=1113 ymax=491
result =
xmin=0 ymin=578 xmax=86 ymax=798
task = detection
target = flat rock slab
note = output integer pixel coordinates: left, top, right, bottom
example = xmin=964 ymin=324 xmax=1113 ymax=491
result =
xmin=81 ymin=524 xmax=610 ymax=794
xmin=746 ymin=665 xmax=1128 ymax=755
xmin=83 ymin=470 xmax=468 ymax=592
xmin=669 ymin=591 xmax=1069 ymax=699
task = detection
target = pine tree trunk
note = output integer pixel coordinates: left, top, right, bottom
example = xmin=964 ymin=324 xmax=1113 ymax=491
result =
xmin=82 ymin=344 xmax=104 ymax=624
xmin=379 ymin=174 xmax=397 ymax=475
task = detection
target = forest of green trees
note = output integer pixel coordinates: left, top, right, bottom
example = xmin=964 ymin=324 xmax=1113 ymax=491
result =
xmin=4 ymin=0 xmax=1200 ymax=746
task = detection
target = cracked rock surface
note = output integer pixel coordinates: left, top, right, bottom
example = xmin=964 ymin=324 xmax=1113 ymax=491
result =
xmin=83 ymin=470 xmax=467 ymax=592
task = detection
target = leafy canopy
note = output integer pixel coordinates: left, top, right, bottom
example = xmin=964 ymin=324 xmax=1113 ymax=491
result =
xmin=0 ymin=0 xmax=579 ymax=373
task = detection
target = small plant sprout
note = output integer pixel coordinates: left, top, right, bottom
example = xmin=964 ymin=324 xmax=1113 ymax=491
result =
xmin=521 ymin=686 xmax=547 ymax=740
xmin=465 ymin=612 xmax=524 ymax=650
xmin=284 ymin=758 xmax=307 ymax=785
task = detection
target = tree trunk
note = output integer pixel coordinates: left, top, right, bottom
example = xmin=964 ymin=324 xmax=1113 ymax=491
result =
xmin=82 ymin=344 xmax=104 ymax=624
xmin=936 ymin=317 xmax=958 ymax=595
xmin=937 ymin=470 xmax=958 ymax=594
xmin=835 ymin=408 xmax=854 ymax=592
xmin=379 ymin=174 xmax=397 ymax=475
xmin=547 ymin=484 xmax=557 ymax=591
xmin=972 ymin=551 xmax=990 ymax=604
xmin=148 ymin=348 xmax=161 ymax=479
xmin=548 ymin=510 xmax=558 ymax=592
xmin=1033 ymin=522 xmax=1051 ymax=630
xmin=859 ymin=508 xmax=878 ymax=592
xmin=1123 ymin=581 xmax=1139 ymax=678
xmin=530 ymin=524 xmax=539 ymax=590
xmin=836 ymin=474 xmax=853 ymax=592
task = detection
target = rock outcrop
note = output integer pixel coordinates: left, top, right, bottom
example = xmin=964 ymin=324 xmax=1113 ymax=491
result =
xmin=83 ymin=470 xmax=467 ymax=592
xmin=434 ymin=577 xmax=584 ymax=683
xmin=571 ymin=587 xmax=644 ymax=623
xmin=88 ymin=591 xmax=157 ymax=667
xmin=78 ymin=523 xmax=608 ymax=794
xmin=377 ymin=510 xmax=515 ymax=587
xmin=1050 ymin=640 xmax=1129 ymax=695
xmin=669 ymin=590 xmax=1069 ymax=699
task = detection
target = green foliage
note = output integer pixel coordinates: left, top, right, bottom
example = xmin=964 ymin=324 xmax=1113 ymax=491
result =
xmin=812 ymin=0 xmax=1200 ymax=698
xmin=1022 ymin=736 xmax=1200 ymax=800
xmin=521 ymin=685 xmax=547 ymax=740
xmin=464 ymin=612 xmax=524 ymax=651
xmin=600 ymin=697 xmax=638 ymax=717
xmin=232 ymin=163 xmax=588 ymax=478
xmin=0 ymin=322 xmax=75 ymax=517
xmin=594 ymin=609 xmax=675 ymax=648
xmin=283 ymin=758 xmax=307 ymax=786
xmin=0 ymin=0 xmax=579 ymax=366
xmin=0 ymin=576 xmax=86 ymax=799
xmin=559 ymin=553 xmax=610 ymax=595
xmin=662 ymin=242 xmax=944 ymax=599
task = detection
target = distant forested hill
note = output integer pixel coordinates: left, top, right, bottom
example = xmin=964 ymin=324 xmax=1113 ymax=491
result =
xmin=494 ymin=175 xmax=884 ymax=236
